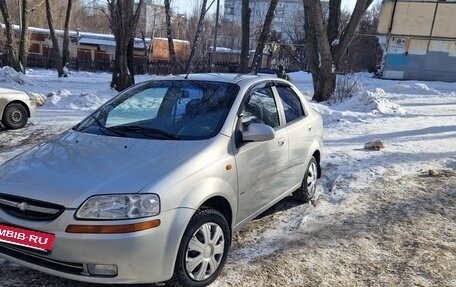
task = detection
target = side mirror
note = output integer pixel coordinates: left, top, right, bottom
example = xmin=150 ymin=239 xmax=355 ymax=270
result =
xmin=242 ymin=123 xmax=275 ymax=142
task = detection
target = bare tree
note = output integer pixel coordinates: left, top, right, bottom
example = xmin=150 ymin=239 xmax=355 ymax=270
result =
xmin=250 ymin=0 xmax=279 ymax=74
xmin=0 ymin=1 xmax=21 ymax=72
xmin=139 ymin=18 xmax=154 ymax=73
xmin=239 ymin=0 xmax=250 ymax=73
xmin=106 ymin=0 xmax=144 ymax=91
xmin=185 ymin=0 xmax=209 ymax=74
xmin=303 ymin=0 xmax=373 ymax=102
xmin=45 ymin=0 xmax=73 ymax=77
xmin=70 ymin=1 xmax=111 ymax=33
xmin=18 ymin=0 xmax=29 ymax=71
xmin=0 ymin=0 xmax=42 ymax=72
xmin=164 ymin=0 xmax=178 ymax=74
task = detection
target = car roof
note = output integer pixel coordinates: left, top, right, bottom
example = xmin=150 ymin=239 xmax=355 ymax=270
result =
xmin=149 ymin=73 xmax=286 ymax=85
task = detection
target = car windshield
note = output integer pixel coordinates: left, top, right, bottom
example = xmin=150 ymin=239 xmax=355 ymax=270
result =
xmin=74 ymin=80 xmax=239 ymax=140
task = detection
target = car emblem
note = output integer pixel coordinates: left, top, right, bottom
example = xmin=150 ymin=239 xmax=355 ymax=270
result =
xmin=16 ymin=202 xmax=29 ymax=211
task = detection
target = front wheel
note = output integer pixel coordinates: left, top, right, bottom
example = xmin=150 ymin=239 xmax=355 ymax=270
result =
xmin=2 ymin=103 xmax=28 ymax=129
xmin=170 ymin=209 xmax=230 ymax=287
xmin=293 ymin=156 xmax=318 ymax=203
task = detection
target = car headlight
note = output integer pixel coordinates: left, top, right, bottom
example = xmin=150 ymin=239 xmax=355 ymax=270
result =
xmin=76 ymin=194 xmax=160 ymax=220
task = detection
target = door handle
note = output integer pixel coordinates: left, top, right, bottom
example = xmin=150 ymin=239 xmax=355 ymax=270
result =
xmin=308 ymin=126 xmax=312 ymax=131
xmin=278 ymin=138 xmax=286 ymax=146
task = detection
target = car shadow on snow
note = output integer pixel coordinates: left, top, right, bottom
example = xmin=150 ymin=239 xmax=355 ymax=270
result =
xmin=324 ymin=125 xmax=456 ymax=145
xmin=254 ymin=196 xmax=303 ymax=220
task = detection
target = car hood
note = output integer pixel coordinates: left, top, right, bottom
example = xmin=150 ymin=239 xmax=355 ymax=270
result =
xmin=0 ymin=130 xmax=206 ymax=208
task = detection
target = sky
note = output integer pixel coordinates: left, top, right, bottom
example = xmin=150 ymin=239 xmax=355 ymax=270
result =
xmin=173 ymin=0 xmax=383 ymax=15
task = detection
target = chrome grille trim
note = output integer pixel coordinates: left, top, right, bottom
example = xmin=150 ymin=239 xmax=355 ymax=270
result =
xmin=0 ymin=193 xmax=64 ymax=221
xmin=0 ymin=198 xmax=61 ymax=214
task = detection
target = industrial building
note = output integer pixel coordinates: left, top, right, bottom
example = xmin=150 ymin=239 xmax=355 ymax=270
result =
xmin=377 ymin=0 xmax=456 ymax=82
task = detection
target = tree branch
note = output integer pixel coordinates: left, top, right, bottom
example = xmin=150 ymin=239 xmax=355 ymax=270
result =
xmin=333 ymin=0 xmax=374 ymax=68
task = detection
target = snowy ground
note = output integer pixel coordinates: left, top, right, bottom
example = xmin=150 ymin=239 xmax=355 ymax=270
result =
xmin=0 ymin=68 xmax=455 ymax=286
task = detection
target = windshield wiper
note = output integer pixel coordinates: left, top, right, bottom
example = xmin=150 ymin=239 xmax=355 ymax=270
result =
xmin=112 ymin=125 xmax=179 ymax=140
xmin=87 ymin=115 xmax=127 ymax=137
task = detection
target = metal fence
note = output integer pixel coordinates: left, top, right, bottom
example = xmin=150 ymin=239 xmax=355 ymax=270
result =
xmin=2 ymin=54 xmax=241 ymax=75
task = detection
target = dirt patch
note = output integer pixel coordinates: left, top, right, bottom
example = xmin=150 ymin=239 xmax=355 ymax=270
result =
xmin=213 ymin=169 xmax=456 ymax=287
xmin=0 ymin=124 xmax=69 ymax=159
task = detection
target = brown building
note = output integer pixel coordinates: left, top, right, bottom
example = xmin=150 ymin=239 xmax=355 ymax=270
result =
xmin=1 ymin=25 xmax=189 ymax=72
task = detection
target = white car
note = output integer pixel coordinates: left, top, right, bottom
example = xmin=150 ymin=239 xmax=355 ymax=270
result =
xmin=0 ymin=87 xmax=36 ymax=129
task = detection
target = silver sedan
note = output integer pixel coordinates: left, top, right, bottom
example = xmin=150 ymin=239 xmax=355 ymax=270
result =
xmin=0 ymin=73 xmax=323 ymax=286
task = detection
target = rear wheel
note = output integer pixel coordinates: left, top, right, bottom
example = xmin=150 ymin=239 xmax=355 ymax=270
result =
xmin=170 ymin=209 xmax=230 ymax=287
xmin=293 ymin=156 xmax=318 ymax=203
xmin=2 ymin=103 xmax=28 ymax=129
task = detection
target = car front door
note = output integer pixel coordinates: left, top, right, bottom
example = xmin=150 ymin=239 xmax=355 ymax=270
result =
xmin=235 ymin=83 xmax=289 ymax=224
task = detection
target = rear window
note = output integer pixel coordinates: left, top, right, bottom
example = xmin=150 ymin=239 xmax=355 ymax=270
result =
xmin=276 ymin=86 xmax=305 ymax=123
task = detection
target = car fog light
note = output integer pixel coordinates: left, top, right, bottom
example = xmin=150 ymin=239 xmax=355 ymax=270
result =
xmin=87 ymin=264 xmax=118 ymax=276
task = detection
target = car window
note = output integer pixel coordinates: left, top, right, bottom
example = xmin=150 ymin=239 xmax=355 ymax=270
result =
xmin=276 ymin=85 xmax=305 ymax=123
xmin=75 ymin=81 xmax=239 ymax=140
xmin=241 ymin=86 xmax=280 ymax=129
xmin=105 ymin=88 xmax=166 ymax=127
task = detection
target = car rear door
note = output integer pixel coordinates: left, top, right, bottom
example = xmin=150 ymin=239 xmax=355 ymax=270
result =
xmin=274 ymin=84 xmax=314 ymax=187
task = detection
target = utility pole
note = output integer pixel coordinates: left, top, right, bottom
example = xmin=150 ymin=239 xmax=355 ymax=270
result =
xmin=210 ymin=0 xmax=220 ymax=73
xmin=18 ymin=0 xmax=22 ymax=37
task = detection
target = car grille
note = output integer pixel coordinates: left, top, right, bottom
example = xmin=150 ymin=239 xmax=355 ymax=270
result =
xmin=0 ymin=193 xmax=64 ymax=221
xmin=0 ymin=242 xmax=85 ymax=275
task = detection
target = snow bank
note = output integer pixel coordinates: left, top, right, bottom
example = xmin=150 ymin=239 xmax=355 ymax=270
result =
xmin=312 ymin=88 xmax=407 ymax=126
xmin=383 ymin=82 xmax=441 ymax=95
xmin=46 ymin=89 xmax=105 ymax=110
xmin=330 ymin=88 xmax=407 ymax=115
xmin=0 ymin=66 xmax=35 ymax=86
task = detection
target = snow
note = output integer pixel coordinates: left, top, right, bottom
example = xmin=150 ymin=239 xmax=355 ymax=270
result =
xmin=0 ymin=68 xmax=455 ymax=286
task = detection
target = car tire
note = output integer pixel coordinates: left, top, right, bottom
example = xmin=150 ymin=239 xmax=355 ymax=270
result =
xmin=293 ymin=156 xmax=318 ymax=203
xmin=2 ymin=103 xmax=28 ymax=129
xmin=170 ymin=209 xmax=230 ymax=287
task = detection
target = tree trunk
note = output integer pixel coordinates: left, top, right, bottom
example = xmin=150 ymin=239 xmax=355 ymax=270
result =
xmin=250 ymin=0 xmax=279 ymax=74
xmin=0 ymin=1 xmax=22 ymax=72
xmin=45 ymin=0 xmax=64 ymax=77
xmin=303 ymin=0 xmax=373 ymax=102
xmin=140 ymin=8 xmax=157 ymax=74
xmin=18 ymin=0 xmax=29 ymax=73
xmin=140 ymin=29 xmax=149 ymax=74
xmin=312 ymin=66 xmax=336 ymax=103
xmin=239 ymin=0 xmax=250 ymax=73
xmin=62 ymin=0 xmax=73 ymax=66
xmin=108 ymin=0 xmax=144 ymax=91
xmin=327 ymin=0 xmax=342 ymax=47
xmin=186 ymin=0 xmax=208 ymax=74
xmin=164 ymin=0 xmax=178 ymax=74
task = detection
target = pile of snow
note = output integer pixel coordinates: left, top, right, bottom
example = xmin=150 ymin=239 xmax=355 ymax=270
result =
xmin=383 ymin=82 xmax=441 ymax=95
xmin=46 ymin=89 xmax=105 ymax=110
xmin=312 ymin=88 xmax=407 ymax=126
xmin=331 ymin=88 xmax=407 ymax=115
xmin=0 ymin=66 xmax=35 ymax=86
xmin=361 ymin=88 xmax=407 ymax=115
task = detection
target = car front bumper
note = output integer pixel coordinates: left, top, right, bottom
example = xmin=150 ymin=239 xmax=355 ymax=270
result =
xmin=0 ymin=207 xmax=194 ymax=284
